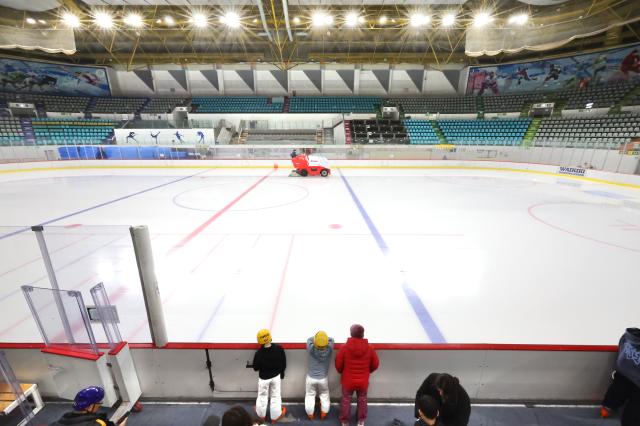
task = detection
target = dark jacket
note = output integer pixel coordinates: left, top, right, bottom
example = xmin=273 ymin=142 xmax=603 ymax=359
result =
xmin=335 ymin=337 xmax=379 ymax=390
xmin=616 ymin=328 xmax=640 ymax=388
xmin=253 ymin=343 xmax=287 ymax=380
xmin=415 ymin=373 xmax=470 ymax=426
xmin=49 ymin=412 xmax=114 ymax=426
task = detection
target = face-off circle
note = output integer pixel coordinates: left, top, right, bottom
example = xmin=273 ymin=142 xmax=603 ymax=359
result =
xmin=172 ymin=182 xmax=309 ymax=212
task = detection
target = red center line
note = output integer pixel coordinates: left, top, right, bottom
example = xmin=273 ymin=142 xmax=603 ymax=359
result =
xmin=269 ymin=235 xmax=295 ymax=331
xmin=169 ymin=169 xmax=276 ymax=253
xmin=128 ymin=170 xmax=276 ymax=341
xmin=0 ymin=234 xmax=94 ymax=278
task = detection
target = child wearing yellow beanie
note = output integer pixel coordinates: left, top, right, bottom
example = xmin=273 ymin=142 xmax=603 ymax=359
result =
xmin=305 ymin=330 xmax=334 ymax=420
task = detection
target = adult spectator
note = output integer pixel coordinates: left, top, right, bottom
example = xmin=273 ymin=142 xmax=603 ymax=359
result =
xmin=50 ymin=386 xmax=127 ymax=425
xmin=601 ymin=328 xmax=640 ymax=425
xmin=305 ymin=330 xmax=334 ymax=420
xmin=415 ymin=373 xmax=470 ymax=426
xmin=336 ymin=324 xmax=379 ymax=426
xmin=415 ymin=395 xmax=441 ymax=426
xmin=252 ymin=329 xmax=287 ymax=423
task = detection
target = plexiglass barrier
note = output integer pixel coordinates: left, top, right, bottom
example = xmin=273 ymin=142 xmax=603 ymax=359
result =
xmin=41 ymin=226 xmax=151 ymax=343
xmin=90 ymin=282 xmax=122 ymax=352
xmin=21 ymin=285 xmax=98 ymax=355
xmin=0 ymin=142 xmax=638 ymax=173
xmin=0 ymin=350 xmax=35 ymax=425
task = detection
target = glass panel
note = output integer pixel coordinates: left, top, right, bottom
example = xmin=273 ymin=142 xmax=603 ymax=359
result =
xmin=21 ymin=285 xmax=97 ymax=355
xmin=43 ymin=226 xmax=151 ymax=343
xmin=0 ymin=350 xmax=34 ymax=425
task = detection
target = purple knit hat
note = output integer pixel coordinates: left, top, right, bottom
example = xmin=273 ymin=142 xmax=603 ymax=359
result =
xmin=350 ymin=324 xmax=365 ymax=339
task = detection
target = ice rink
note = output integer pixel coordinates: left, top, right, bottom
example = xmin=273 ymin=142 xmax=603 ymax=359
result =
xmin=0 ymin=164 xmax=638 ymax=345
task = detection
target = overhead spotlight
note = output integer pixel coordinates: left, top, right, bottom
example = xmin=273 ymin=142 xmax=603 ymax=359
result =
xmin=358 ymin=16 xmax=365 ymax=24
xmin=252 ymin=18 xmax=258 ymax=23
xmin=508 ymin=13 xmax=528 ymax=25
xmin=293 ymin=16 xmax=300 ymax=25
xmin=191 ymin=12 xmax=207 ymax=28
xmin=94 ymin=12 xmax=113 ymax=29
xmin=409 ymin=13 xmax=430 ymax=28
xmin=38 ymin=19 xmax=46 ymax=24
xmin=124 ymin=13 xmax=143 ymax=28
xmin=164 ymin=15 xmax=175 ymax=26
xmin=379 ymin=15 xmax=387 ymax=25
xmin=473 ymin=12 xmax=493 ymax=28
xmin=62 ymin=12 xmax=81 ymax=28
xmin=441 ymin=13 xmax=456 ymax=27
xmin=220 ymin=11 xmax=241 ymax=28
xmin=312 ymin=12 xmax=332 ymax=28
xmin=26 ymin=17 xmax=36 ymax=25
xmin=345 ymin=12 xmax=360 ymax=28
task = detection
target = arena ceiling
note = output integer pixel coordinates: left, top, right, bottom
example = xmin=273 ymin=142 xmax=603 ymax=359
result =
xmin=0 ymin=0 xmax=638 ymax=68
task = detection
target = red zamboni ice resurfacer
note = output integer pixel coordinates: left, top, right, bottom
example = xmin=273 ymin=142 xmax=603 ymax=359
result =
xmin=291 ymin=153 xmax=331 ymax=177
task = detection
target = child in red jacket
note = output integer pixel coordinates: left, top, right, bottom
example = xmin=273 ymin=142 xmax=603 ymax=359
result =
xmin=335 ymin=324 xmax=379 ymax=426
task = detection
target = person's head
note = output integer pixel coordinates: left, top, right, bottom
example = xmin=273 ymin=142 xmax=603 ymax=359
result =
xmin=350 ymin=324 xmax=364 ymax=339
xmin=221 ymin=406 xmax=253 ymax=426
xmin=73 ymin=386 xmax=105 ymax=413
xmin=257 ymin=329 xmax=272 ymax=346
xmin=435 ymin=373 xmax=460 ymax=404
xmin=416 ymin=395 xmax=440 ymax=426
xmin=202 ymin=415 xmax=221 ymax=426
xmin=314 ymin=330 xmax=329 ymax=349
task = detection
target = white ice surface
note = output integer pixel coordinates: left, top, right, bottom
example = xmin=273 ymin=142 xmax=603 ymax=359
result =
xmin=0 ymin=167 xmax=638 ymax=345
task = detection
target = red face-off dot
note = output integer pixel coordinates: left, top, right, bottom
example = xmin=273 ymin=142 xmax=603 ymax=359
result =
xmin=329 ymin=224 xmax=342 ymax=229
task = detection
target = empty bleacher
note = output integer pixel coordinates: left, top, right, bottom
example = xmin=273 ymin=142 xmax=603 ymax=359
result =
xmin=351 ymin=119 xmax=408 ymax=144
xmin=192 ymin=97 xmax=283 ymax=113
xmin=289 ymin=97 xmax=380 ymax=113
xmin=142 ymin=98 xmax=187 ymax=114
xmin=389 ymin=96 xmax=477 ymax=114
xmin=403 ymin=120 xmax=440 ymax=145
xmin=438 ymin=118 xmax=532 ymax=145
xmin=0 ymin=92 xmax=90 ymax=113
xmin=533 ymin=113 xmax=640 ymax=148
xmin=244 ymin=129 xmax=317 ymax=144
xmin=91 ymin=97 xmax=147 ymax=114
xmin=561 ymin=81 xmax=636 ymax=110
xmin=0 ymin=118 xmax=24 ymax=145
xmin=32 ymin=118 xmax=116 ymax=145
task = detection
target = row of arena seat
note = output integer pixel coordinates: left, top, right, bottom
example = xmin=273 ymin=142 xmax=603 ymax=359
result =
xmin=533 ymin=114 xmax=640 ymax=147
xmin=350 ymin=119 xmax=408 ymax=144
xmin=32 ymin=118 xmax=116 ymax=145
xmin=0 ymin=83 xmax=638 ymax=115
xmin=403 ymin=120 xmax=440 ymax=144
xmin=438 ymin=118 xmax=532 ymax=145
xmin=0 ymin=117 xmax=23 ymax=145
xmin=289 ymin=96 xmax=381 ymax=113
xmin=192 ymin=97 xmax=283 ymax=113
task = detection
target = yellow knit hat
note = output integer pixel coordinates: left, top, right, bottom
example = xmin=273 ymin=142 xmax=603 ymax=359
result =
xmin=257 ymin=329 xmax=272 ymax=345
xmin=314 ymin=331 xmax=329 ymax=348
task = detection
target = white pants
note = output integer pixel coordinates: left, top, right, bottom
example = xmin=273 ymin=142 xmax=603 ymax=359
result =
xmin=305 ymin=375 xmax=330 ymax=416
xmin=256 ymin=375 xmax=282 ymax=419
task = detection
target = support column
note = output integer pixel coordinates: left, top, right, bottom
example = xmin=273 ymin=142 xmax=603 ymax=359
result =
xmin=130 ymin=225 xmax=168 ymax=347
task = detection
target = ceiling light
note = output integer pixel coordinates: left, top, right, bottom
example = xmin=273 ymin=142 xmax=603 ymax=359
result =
xmin=358 ymin=16 xmax=365 ymax=24
xmin=38 ymin=19 xmax=46 ymax=24
xmin=62 ymin=12 xmax=81 ymax=28
xmin=473 ymin=12 xmax=493 ymax=28
xmin=221 ymin=11 xmax=241 ymax=28
xmin=26 ymin=18 xmax=36 ymax=25
xmin=94 ymin=12 xmax=113 ymax=29
xmin=191 ymin=12 xmax=207 ymax=28
xmin=410 ymin=13 xmax=430 ymax=28
xmin=379 ymin=15 xmax=387 ymax=25
xmin=508 ymin=13 xmax=528 ymax=25
xmin=252 ymin=18 xmax=258 ymax=23
xmin=441 ymin=13 xmax=455 ymax=27
xmin=164 ymin=15 xmax=175 ymax=26
xmin=293 ymin=16 xmax=300 ymax=25
xmin=124 ymin=13 xmax=143 ymax=28
xmin=312 ymin=12 xmax=332 ymax=28
xmin=345 ymin=12 xmax=359 ymax=28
